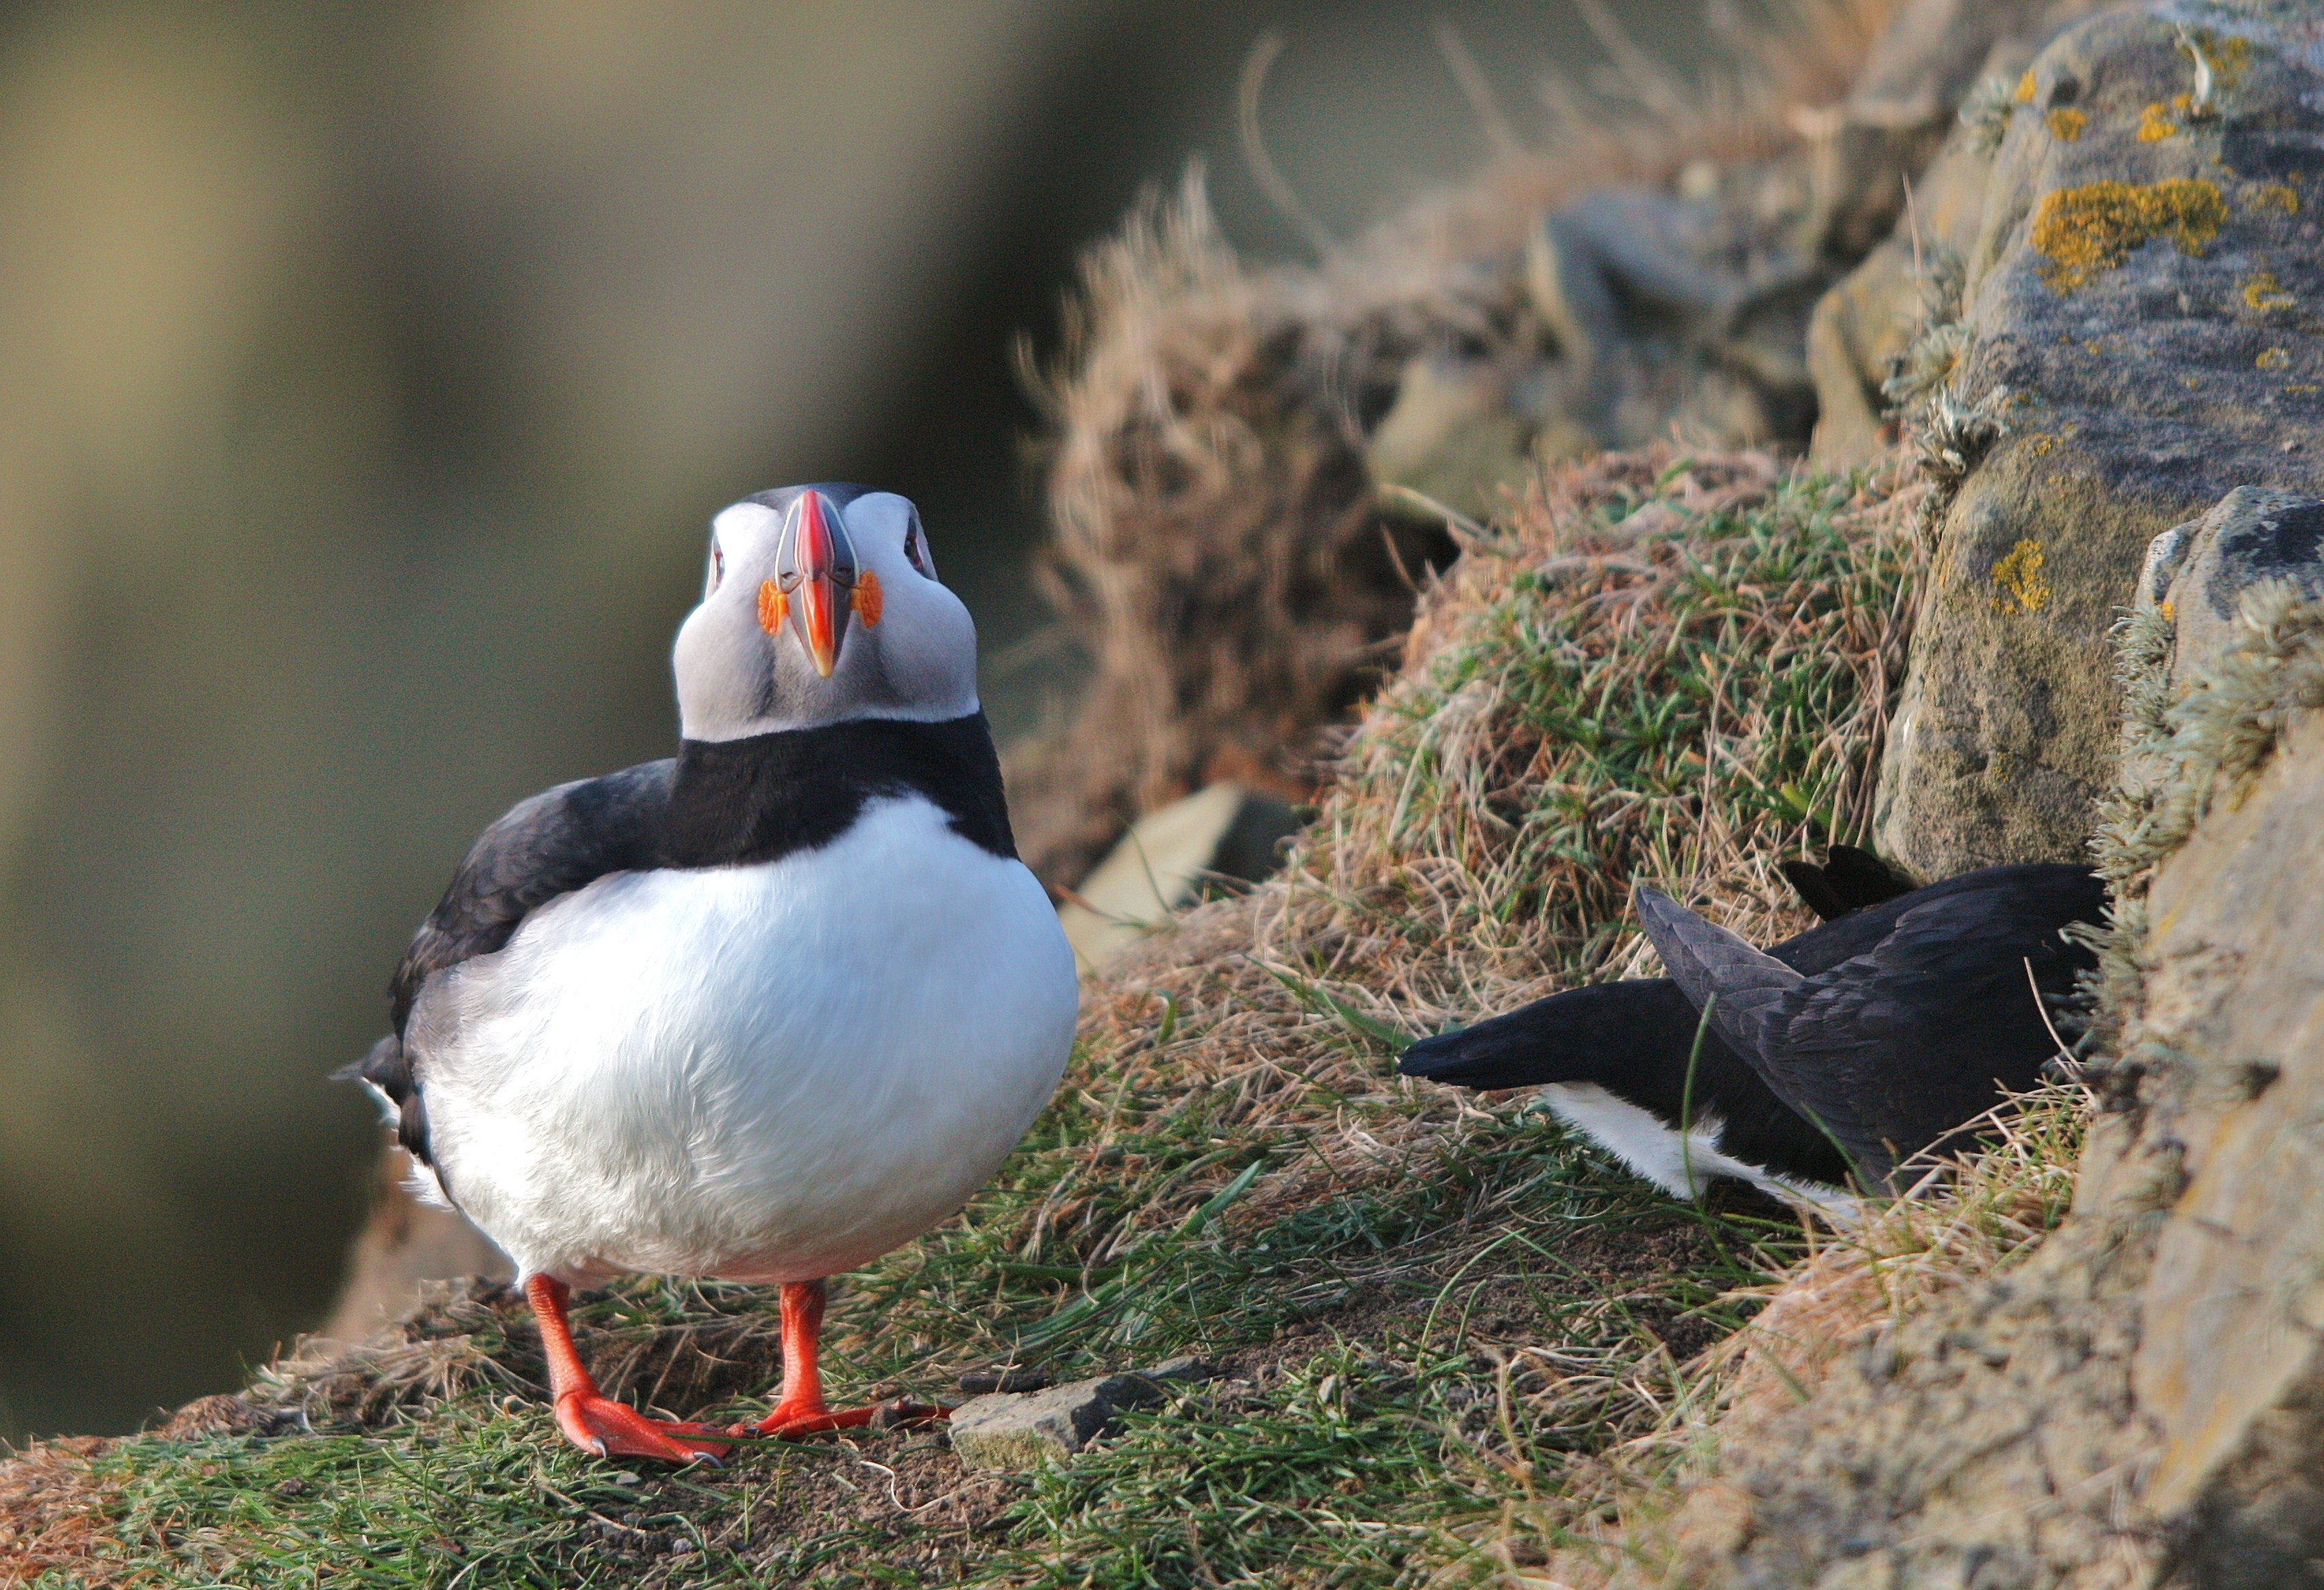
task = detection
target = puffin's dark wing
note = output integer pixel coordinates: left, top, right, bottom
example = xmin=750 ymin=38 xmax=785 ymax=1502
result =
xmin=1779 ymin=845 xmax=1919 ymax=923
xmin=1770 ymin=873 xmax=2104 ymax=1185
xmin=1630 ymin=887 xmax=1895 ymax=1174
xmin=342 ymin=757 xmax=677 ymax=1163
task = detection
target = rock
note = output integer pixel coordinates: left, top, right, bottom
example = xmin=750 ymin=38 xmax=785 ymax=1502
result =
xmin=1806 ymin=139 xmax=1991 ymax=467
xmin=1057 ymin=783 xmax=1302 ymax=970
xmin=2148 ymin=486 xmax=2324 ymax=684
xmin=2104 ymin=491 xmax=2324 ymax=1581
xmin=1809 ymin=0 xmax=2124 ymax=467
xmin=947 ymin=1358 xmax=1215 ymax=1471
xmin=2127 ymin=636 xmax=2324 ymax=1582
xmin=1524 ymin=187 xmax=1824 ymax=451
xmin=1364 ymin=355 xmax=1549 ymax=520
xmin=1803 ymin=0 xmax=2092 ymax=261
xmin=956 ymin=1368 xmax=1053 ymax=1396
xmin=1871 ymin=3 xmax=2324 ymax=878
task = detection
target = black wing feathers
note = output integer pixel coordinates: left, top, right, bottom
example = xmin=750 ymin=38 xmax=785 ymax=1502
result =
xmin=1658 ymin=865 xmax=2101 ymax=1187
xmin=1401 ymin=863 xmax=2102 ymax=1196
xmin=342 ymin=758 xmax=678 ymax=1166
xmin=390 ymin=760 xmax=677 ymax=1035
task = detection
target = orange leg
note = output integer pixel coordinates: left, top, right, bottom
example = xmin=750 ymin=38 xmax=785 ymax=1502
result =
xmin=526 ymin=1275 xmax=731 ymax=1463
xmin=730 ymin=1279 xmax=948 ymax=1439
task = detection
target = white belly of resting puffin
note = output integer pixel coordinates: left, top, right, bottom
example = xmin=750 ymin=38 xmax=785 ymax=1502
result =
xmin=347 ymin=484 xmax=1078 ymax=1463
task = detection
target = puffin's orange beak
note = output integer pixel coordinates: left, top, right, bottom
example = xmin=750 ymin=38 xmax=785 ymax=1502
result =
xmin=765 ymin=490 xmax=856 ymax=678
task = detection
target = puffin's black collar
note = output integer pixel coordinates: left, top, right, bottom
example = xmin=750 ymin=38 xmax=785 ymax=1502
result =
xmin=668 ymin=712 xmax=1015 ymax=869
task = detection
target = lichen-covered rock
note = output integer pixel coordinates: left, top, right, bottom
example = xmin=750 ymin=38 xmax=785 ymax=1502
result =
xmin=2128 ymin=644 xmax=2324 ymax=1584
xmin=1871 ymin=1 xmax=2324 ymax=878
xmin=1805 ymin=0 xmax=2109 ymax=467
xmin=2146 ymin=485 xmax=2324 ymax=680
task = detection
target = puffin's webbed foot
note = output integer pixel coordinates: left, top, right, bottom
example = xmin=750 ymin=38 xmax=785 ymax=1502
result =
xmin=730 ymin=1396 xmax=948 ymax=1440
xmin=556 ymin=1391 xmax=732 ymax=1463
xmin=526 ymin=1273 xmax=729 ymax=1464
xmin=726 ymin=1278 xmax=950 ymax=1442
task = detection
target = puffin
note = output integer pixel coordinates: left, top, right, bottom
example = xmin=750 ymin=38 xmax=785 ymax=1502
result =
xmin=345 ymin=485 xmax=1079 ymax=1462
xmin=1398 ymin=852 xmax=2101 ymax=1199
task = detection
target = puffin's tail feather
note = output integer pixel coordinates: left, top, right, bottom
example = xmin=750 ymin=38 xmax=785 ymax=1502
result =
xmin=334 ymin=1034 xmax=434 ymax=1166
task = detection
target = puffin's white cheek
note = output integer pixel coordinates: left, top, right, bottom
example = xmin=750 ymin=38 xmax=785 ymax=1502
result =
xmin=673 ymin=600 xmax=775 ymax=740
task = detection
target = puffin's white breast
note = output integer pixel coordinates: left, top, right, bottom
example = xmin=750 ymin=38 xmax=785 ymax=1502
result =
xmin=407 ymin=796 xmax=1079 ymax=1284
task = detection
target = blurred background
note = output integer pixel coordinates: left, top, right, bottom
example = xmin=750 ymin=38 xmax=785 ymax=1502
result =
xmin=0 ymin=0 xmax=1715 ymax=1440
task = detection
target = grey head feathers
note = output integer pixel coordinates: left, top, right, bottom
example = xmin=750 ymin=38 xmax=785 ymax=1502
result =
xmin=673 ymin=485 xmax=978 ymax=742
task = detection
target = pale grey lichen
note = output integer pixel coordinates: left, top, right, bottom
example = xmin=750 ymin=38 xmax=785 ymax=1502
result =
xmin=1960 ymin=72 xmax=2021 ymax=157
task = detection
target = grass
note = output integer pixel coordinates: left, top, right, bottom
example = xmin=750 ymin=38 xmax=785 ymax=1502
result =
xmin=2 ymin=447 xmax=1928 ymax=1589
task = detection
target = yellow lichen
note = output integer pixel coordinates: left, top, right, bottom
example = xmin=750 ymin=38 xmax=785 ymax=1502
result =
xmin=2014 ymin=70 xmax=2037 ymax=104
xmin=2029 ymin=179 xmax=2227 ymax=292
xmin=2257 ymin=347 xmax=2291 ymax=371
xmin=2138 ymin=102 xmax=2179 ymax=141
xmin=2046 ymin=107 xmax=2087 ymax=141
xmin=2243 ymin=272 xmax=2295 ymax=313
xmin=1992 ymin=538 xmax=2051 ymax=616
xmin=2026 ymin=433 xmax=2057 ymax=457
xmin=2249 ymin=184 xmax=2300 ymax=216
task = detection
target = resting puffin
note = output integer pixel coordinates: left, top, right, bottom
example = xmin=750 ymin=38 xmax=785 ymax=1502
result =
xmin=347 ymin=485 xmax=1079 ymax=1462
xmin=1399 ymin=852 xmax=2101 ymax=1199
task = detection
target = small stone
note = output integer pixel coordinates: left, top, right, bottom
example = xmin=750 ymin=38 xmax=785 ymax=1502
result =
xmin=957 ymin=1368 xmax=1052 ymax=1396
xmin=947 ymin=1359 xmax=1220 ymax=1471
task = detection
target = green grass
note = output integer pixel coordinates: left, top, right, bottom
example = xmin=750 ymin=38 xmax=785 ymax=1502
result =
xmin=10 ymin=452 xmax=1917 ymax=1589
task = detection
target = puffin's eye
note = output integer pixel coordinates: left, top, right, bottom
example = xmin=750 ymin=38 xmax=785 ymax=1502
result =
xmin=706 ymin=543 xmax=724 ymax=597
xmin=903 ymin=517 xmax=935 ymax=579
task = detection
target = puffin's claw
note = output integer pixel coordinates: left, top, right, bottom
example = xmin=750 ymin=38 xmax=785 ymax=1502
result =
xmin=554 ymin=1391 xmax=734 ymax=1464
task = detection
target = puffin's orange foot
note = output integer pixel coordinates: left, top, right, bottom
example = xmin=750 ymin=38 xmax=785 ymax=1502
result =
xmin=556 ymin=1391 xmax=732 ymax=1464
xmin=730 ymin=1398 xmax=950 ymax=1440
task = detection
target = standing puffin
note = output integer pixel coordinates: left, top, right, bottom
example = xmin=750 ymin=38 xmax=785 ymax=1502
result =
xmin=347 ymin=485 xmax=1079 ymax=1462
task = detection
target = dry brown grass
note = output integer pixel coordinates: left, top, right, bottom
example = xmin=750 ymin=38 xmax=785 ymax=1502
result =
xmin=0 ymin=1438 xmax=122 ymax=1587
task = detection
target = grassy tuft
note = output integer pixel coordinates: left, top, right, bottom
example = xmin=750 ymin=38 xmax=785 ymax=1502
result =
xmin=1 ymin=447 xmax=1920 ymax=1589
